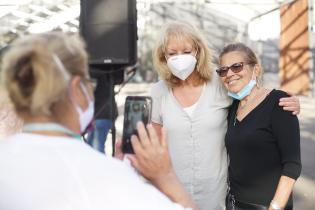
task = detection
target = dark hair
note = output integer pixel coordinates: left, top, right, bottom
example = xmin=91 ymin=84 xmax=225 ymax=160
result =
xmin=218 ymin=42 xmax=258 ymax=65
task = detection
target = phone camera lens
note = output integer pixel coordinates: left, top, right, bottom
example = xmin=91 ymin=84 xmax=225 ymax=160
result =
xmin=132 ymin=103 xmax=140 ymax=112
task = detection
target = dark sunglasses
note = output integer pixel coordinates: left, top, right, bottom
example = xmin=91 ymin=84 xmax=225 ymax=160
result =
xmin=216 ymin=62 xmax=247 ymax=77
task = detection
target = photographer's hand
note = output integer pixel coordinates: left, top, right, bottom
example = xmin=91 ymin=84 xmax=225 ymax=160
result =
xmin=127 ymin=122 xmax=199 ymax=210
xmin=114 ymin=138 xmax=124 ymax=160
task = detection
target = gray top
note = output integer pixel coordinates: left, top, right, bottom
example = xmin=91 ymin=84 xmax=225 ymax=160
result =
xmin=150 ymin=75 xmax=232 ymax=210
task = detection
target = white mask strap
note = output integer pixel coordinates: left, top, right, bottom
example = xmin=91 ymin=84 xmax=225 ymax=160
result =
xmin=52 ymin=54 xmax=71 ymax=81
xmin=69 ymin=82 xmax=91 ymax=115
xmin=80 ymin=82 xmax=92 ymax=101
xmin=251 ymin=66 xmax=257 ymax=81
xmin=194 ymin=48 xmax=198 ymax=57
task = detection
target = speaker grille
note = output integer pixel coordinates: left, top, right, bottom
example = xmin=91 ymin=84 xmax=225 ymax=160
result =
xmin=80 ymin=0 xmax=137 ymax=65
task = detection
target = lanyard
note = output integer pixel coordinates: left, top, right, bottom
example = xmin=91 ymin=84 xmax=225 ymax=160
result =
xmin=23 ymin=123 xmax=82 ymax=141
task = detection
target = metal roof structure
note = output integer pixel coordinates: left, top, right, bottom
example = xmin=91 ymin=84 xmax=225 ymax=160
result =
xmin=0 ymin=0 xmax=80 ymax=47
xmin=204 ymin=0 xmax=295 ymax=21
xmin=0 ymin=0 xmax=305 ymax=47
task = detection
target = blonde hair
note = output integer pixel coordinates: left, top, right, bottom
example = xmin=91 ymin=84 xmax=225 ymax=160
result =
xmin=153 ymin=21 xmax=213 ymax=87
xmin=1 ymin=32 xmax=88 ymax=115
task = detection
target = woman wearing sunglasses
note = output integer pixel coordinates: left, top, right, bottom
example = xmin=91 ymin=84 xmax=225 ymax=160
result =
xmin=217 ymin=43 xmax=301 ymax=210
xmin=150 ymin=21 xmax=300 ymax=210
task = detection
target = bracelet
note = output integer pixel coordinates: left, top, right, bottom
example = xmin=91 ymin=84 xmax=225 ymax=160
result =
xmin=270 ymin=200 xmax=282 ymax=210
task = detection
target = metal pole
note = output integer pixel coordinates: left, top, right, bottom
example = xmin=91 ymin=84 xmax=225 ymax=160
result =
xmin=109 ymin=70 xmax=117 ymax=156
xmin=309 ymin=0 xmax=315 ymax=96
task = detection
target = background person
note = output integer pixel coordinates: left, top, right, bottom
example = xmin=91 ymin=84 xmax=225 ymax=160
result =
xmin=217 ymin=43 xmax=301 ymax=210
xmin=0 ymin=32 xmax=198 ymax=210
xmin=150 ymin=21 xmax=300 ymax=210
xmin=86 ymin=70 xmax=118 ymax=154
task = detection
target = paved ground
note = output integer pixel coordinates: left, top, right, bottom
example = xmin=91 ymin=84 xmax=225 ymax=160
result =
xmin=294 ymin=96 xmax=315 ymax=209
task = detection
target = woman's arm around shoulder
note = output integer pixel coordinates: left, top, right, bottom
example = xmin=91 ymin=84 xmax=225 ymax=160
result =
xmin=271 ymin=90 xmax=301 ymax=179
xmin=278 ymin=90 xmax=300 ymax=115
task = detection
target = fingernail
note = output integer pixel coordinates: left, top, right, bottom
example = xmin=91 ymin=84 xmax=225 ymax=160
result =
xmin=137 ymin=121 xmax=143 ymax=127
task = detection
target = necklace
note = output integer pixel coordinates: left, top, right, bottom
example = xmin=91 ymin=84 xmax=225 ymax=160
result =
xmin=233 ymin=115 xmax=237 ymax=126
xmin=23 ymin=123 xmax=82 ymax=140
xmin=233 ymin=88 xmax=267 ymax=127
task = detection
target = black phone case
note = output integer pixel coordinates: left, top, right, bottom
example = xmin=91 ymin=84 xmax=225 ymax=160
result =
xmin=122 ymin=96 xmax=152 ymax=153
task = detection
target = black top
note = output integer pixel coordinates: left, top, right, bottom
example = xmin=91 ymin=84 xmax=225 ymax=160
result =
xmin=90 ymin=68 xmax=118 ymax=120
xmin=225 ymin=89 xmax=301 ymax=207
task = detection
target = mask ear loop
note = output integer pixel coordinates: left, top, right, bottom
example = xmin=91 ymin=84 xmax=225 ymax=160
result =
xmin=70 ymin=82 xmax=91 ymax=116
xmin=193 ymin=47 xmax=199 ymax=70
xmin=52 ymin=53 xmax=78 ymax=109
xmin=194 ymin=47 xmax=198 ymax=57
xmin=53 ymin=53 xmax=92 ymax=110
xmin=164 ymin=48 xmax=173 ymax=62
xmin=52 ymin=54 xmax=71 ymax=82
xmin=251 ymin=65 xmax=260 ymax=88
xmin=80 ymin=82 xmax=92 ymax=101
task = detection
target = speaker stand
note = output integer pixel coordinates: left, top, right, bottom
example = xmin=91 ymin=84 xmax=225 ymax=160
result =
xmin=109 ymin=72 xmax=117 ymax=157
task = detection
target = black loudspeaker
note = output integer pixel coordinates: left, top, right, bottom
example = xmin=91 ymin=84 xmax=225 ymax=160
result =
xmin=80 ymin=0 xmax=137 ymax=65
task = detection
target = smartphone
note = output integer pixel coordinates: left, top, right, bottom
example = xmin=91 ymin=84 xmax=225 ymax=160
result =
xmin=122 ymin=96 xmax=152 ymax=154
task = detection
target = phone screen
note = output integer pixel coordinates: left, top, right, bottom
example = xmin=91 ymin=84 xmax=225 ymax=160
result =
xmin=122 ymin=96 xmax=152 ymax=153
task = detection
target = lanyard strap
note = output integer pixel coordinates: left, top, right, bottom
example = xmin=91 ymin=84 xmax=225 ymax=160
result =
xmin=23 ymin=123 xmax=82 ymax=141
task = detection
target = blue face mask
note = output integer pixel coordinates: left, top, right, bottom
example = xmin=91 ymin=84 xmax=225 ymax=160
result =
xmin=228 ymin=79 xmax=257 ymax=100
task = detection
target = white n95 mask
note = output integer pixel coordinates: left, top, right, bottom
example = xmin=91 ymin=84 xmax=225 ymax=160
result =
xmin=73 ymin=83 xmax=95 ymax=133
xmin=167 ymin=54 xmax=197 ymax=80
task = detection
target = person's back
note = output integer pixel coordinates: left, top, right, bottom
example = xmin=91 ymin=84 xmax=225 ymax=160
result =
xmin=86 ymin=69 xmax=118 ymax=153
xmin=0 ymin=32 xmax=198 ymax=210
xmin=0 ymin=132 xmax=188 ymax=210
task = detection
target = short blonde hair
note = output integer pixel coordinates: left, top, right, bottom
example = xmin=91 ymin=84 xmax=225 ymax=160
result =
xmin=153 ymin=21 xmax=213 ymax=87
xmin=1 ymin=32 xmax=88 ymax=115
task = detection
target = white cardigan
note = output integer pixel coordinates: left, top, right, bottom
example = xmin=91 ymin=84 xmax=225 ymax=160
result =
xmin=151 ymin=74 xmax=232 ymax=210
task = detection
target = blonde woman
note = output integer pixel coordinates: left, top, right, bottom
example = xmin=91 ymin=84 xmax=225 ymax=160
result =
xmin=0 ymin=32 xmax=198 ymax=210
xmin=150 ymin=21 xmax=300 ymax=210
